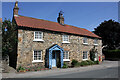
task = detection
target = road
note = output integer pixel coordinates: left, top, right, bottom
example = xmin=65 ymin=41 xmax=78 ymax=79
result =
xmin=36 ymin=60 xmax=119 ymax=78
xmin=42 ymin=66 xmax=118 ymax=78
xmin=2 ymin=60 xmax=119 ymax=78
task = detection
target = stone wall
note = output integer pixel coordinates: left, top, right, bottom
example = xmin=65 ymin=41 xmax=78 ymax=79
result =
xmin=17 ymin=29 xmax=102 ymax=68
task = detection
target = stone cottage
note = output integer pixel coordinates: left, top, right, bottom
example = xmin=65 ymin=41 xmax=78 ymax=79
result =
xmin=10 ymin=2 xmax=102 ymax=69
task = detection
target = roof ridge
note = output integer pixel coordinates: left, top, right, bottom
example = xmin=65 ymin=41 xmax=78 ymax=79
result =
xmin=19 ymin=15 xmax=60 ymax=24
xmin=18 ymin=15 xmax=87 ymax=30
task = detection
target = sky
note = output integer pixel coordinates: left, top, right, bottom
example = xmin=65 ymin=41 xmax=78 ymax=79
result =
xmin=2 ymin=2 xmax=118 ymax=31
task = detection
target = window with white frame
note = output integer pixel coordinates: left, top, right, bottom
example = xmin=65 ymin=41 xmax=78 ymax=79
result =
xmin=83 ymin=51 xmax=88 ymax=60
xmin=62 ymin=35 xmax=69 ymax=43
xmin=34 ymin=31 xmax=43 ymax=41
xmin=33 ymin=50 xmax=43 ymax=62
xmin=94 ymin=39 xmax=98 ymax=45
xmin=83 ymin=37 xmax=88 ymax=44
xmin=63 ymin=51 xmax=69 ymax=61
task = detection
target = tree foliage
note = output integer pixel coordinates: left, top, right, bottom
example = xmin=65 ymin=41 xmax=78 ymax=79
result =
xmin=94 ymin=19 xmax=120 ymax=50
xmin=2 ymin=19 xmax=17 ymax=59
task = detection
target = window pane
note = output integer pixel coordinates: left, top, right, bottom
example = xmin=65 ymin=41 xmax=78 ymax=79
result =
xmin=63 ymin=52 xmax=65 ymax=59
xmin=35 ymin=32 xmax=43 ymax=39
xmin=83 ymin=38 xmax=87 ymax=43
xmin=63 ymin=35 xmax=69 ymax=42
xmin=64 ymin=51 xmax=69 ymax=59
xmin=94 ymin=39 xmax=98 ymax=44
xmin=83 ymin=51 xmax=87 ymax=59
xmin=34 ymin=51 xmax=42 ymax=60
xmin=66 ymin=53 xmax=68 ymax=59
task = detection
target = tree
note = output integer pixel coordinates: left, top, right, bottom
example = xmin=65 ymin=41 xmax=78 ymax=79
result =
xmin=94 ymin=19 xmax=120 ymax=50
xmin=2 ymin=19 xmax=17 ymax=59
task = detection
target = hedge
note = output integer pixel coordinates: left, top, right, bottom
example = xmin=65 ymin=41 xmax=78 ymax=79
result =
xmin=71 ymin=59 xmax=99 ymax=67
xmin=103 ymin=49 xmax=120 ymax=60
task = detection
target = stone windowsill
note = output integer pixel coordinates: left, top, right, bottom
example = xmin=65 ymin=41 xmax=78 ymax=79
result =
xmin=33 ymin=39 xmax=44 ymax=42
xmin=83 ymin=43 xmax=88 ymax=45
xmin=82 ymin=59 xmax=88 ymax=61
xmin=94 ymin=44 xmax=98 ymax=46
xmin=63 ymin=59 xmax=70 ymax=61
xmin=32 ymin=60 xmax=43 ymax=63
xmin=62 ymin=41 xmax=70 ymax=44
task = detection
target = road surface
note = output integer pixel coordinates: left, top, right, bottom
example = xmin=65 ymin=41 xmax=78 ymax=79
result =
xmin=2 ymin=60 xmax=119 ymax=78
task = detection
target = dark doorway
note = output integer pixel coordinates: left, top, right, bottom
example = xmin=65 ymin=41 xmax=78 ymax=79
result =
xmin=52 ymin=50 xmax=61 ymax=68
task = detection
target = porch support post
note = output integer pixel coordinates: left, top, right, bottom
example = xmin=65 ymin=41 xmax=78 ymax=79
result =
xmin=49 ymin=50 xmax=52 ymax=69
xmin=61 ymin=51 xmax=63 ymax=68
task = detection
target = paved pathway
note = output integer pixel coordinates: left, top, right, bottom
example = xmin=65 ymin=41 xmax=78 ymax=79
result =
xmin=2 ymin=60 xmax=119 ymax=78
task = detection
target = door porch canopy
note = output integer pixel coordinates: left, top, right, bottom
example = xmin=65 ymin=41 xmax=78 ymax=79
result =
xmin=48 ymin=44 xmax=64 ymax=69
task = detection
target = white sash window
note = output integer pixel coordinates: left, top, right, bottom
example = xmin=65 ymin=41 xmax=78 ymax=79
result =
xmin=32 ymin=50 xmax=43 ymax=62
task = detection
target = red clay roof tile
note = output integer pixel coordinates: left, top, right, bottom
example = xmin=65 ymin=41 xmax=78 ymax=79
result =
xmin=14 ymin=15 xmax=101 ymax=38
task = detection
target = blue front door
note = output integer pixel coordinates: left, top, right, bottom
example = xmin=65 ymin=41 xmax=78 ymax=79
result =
xmin=48 ymin=44 xmax=64 ymax=69
xmin=52 ymin=51 xmax=56 ymax=67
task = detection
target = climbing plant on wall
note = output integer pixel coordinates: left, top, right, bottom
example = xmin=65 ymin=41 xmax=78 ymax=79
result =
xmin=90 ymin=46 xmax=98 ymax=61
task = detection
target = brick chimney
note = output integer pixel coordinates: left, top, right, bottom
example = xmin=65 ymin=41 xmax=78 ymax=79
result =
xmin=13 ymin=1 xmax=19 ymax=16
xmin=57 ymin=11 xmax=64 ymax=25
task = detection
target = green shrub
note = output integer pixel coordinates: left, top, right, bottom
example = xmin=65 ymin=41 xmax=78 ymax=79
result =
xmin=86 ymin=60 xmax=94 ymax=65
xmin=74 ymin=62 xmax=81 ymax=67
xmin=94 ymin=60 xmax=99 ymax=64
xmin=103 ymin=49 xmax=120 ymax=59
xmin=34 ymin=69 xmax=37 ymax=71
xmin=62 ymin=63 xmax=68 ymax=68
xmin=107 ymin=49 xmax=120 ymax=53
xmin=80 ymin=61 xmax=89 ymax=66
xmin=17 ymin=66 xmax=25 ymax=72
xmin=71 ymin=59 xmax=78 ymax=66
xmin=28 ymin=68 xmax=31 ymax=71
xmin=37 ymin=67 xmax=42 ymax=70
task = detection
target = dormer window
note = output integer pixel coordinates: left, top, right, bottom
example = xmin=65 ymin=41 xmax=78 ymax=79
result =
xmin=83 ymin=37 xmax=88 ymax=44
xmin=62 ymin=35 xmax=70 ymax=43
xmin=33 ymin=31 xmax=44 ymax=42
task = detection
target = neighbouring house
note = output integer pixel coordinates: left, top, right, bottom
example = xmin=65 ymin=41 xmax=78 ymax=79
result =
xmin=10 ymin=2 xmax=102 ymax=69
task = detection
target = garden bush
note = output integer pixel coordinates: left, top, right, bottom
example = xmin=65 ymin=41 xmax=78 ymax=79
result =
xmin=94 ymin=60 xmax=99 ymax=64
xmin=86 ymin=60 xmax=94 ymax=65
xmin=80 ymin=61 xmax=89 ymax=66
xmin=74 ymin=62 xmax=81 ymax=67
xmin=37 ymin=67 xmax=42 ymax=70
xmin=71 ymin=59 xmax=100 ymax=67
xmin=103 ymin=49 xmax=120 ymax=60
xmin=17 ymin=66 xmax=25 ymax=72
xmin=71 ymin=59 xmax=78 ymax=66
xmin=62 ymin=63 xmax=68 ymax=68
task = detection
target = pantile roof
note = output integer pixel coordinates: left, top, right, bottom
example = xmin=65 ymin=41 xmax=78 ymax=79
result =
xmin=14 ymin=15 xmax=101 ymax=38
